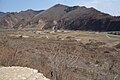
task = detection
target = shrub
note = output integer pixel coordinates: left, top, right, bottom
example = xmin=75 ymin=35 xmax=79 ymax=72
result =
xmin=65 ymin=6 xmax=79 ymax=12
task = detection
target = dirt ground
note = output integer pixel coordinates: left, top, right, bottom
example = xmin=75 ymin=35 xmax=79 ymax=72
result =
xmin=0 ymin=30 xmax=120 ymax=80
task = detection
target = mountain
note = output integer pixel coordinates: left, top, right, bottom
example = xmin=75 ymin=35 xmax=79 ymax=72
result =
xmin=0 ymin=12 xmax=8 ymax=19
xmin=58 ymin=6 xmax=120 ymax=31
xmin=25 ymin=4 xmax=120 ymax=31
xmin=0 ymin=4 xmax=120 ymax=31
xmin=25 ymin=4 xmax=68 ymax=29
xmin=0 ymin=12 xmax=5 ymax=17
xmin=0 ymin=9 xmax=43 ymax=29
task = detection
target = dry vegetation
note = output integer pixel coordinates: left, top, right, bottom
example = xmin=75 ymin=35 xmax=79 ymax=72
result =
xmin=0 ymin=30 xmax=120 ymax=80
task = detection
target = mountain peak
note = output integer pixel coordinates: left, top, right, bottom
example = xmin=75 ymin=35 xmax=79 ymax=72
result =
xmin=27 ymin=9 xmax=34 ymax=11
xmin=53 ymin=4 xmax=67 ymax=7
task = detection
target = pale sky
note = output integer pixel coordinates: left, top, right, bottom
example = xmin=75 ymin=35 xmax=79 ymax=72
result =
xmin=0 ymin=0 xmax=120 ymax=16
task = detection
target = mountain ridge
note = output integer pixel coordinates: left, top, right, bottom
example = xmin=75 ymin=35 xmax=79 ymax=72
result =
xmin=0 ymin=4 xmax=120 ymax=31
xmin=0 ymin=9 xmax=44 ymax=29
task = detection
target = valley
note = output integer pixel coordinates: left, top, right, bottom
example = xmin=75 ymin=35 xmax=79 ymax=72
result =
xmin=0 ymin=30 xmax=119 ymax=80
xmin=0 ymin=3 xmax=120 ymax=80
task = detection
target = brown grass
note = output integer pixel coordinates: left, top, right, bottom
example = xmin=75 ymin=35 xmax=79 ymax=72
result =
xmin=0 ymin=31 xmax=120 ymax=80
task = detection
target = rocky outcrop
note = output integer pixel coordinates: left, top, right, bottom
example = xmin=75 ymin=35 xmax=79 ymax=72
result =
xmin=0 ymin=66 xmax=50 ymax=80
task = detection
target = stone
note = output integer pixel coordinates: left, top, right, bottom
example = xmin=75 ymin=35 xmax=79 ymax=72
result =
xmin=0 ymin=66 xmax=50 ymax=80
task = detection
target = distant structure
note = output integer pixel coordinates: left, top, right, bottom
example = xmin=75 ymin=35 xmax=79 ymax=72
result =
xmin=53 ymin=20 xmax=58 ymax=32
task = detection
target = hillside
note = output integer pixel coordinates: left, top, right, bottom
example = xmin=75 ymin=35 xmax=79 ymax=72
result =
xmin=58 ymin=7 xmax=120 ymax=31
xmin=0 ymin=12 xmax=5 ymax=17
xmin=0 ymin=12 xmax=8 ymax=19
xmin=0 ymin=9 xmax=43 ymax=29
xmin=25 ymin=4 xmax=68 ymax=29
xmin=0 ymin=4 xmax=120 ymax=31
xmin=25 ymin=4 xmax=120 ymax=31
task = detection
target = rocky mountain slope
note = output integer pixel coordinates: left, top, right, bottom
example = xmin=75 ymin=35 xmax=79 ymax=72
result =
xmin=25 ymin=4 xmax=68 ymax=29
xmin=0 ymin=12 xmax=5 ymax=17
xmin=0 ymin=4 xmax=120 ymax=31
xmin=0 ymin=9 xmax=43 ymax=29
xmin=25 ymin=4 xmax=120 ymax=31
xmin=0 ymin=12 xmax=9 ymax=19
xmin=58 ymin=7 xmax=120 ymax=31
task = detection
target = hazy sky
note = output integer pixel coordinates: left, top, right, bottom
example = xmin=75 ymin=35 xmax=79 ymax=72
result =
xmin=0 ymin=0 xmax=120 ymax=16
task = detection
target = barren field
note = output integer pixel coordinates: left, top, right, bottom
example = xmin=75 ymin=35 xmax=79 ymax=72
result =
xmin=0 ymin=30 xmax=120 ymax=80
xmin=6 ymin=30 xmax=120 ymax=45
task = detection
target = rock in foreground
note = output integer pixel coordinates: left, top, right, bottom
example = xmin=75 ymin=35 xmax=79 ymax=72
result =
xmin=0 ymin=66 xmax=50 ymax=80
